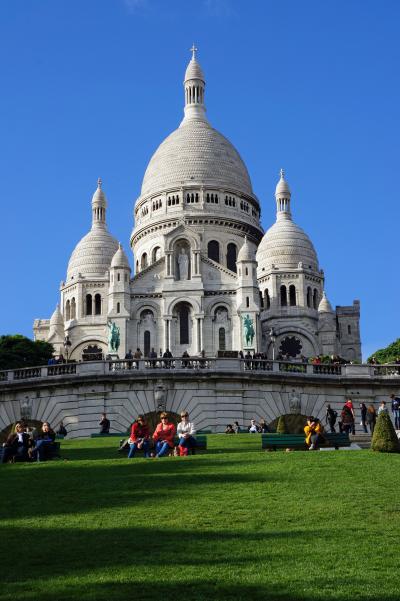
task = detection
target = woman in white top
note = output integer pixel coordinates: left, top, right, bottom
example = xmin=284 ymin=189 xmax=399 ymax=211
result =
xmin=177 ymin=411 xmax=196 ymax=456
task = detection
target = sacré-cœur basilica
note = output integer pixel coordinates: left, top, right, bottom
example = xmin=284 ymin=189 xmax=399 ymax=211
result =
xmin=33 ymin=48 xmax=361 ymax=364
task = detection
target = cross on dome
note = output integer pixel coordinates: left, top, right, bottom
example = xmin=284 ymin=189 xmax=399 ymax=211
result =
xmin=97 ymin=177 xmax=102 ymax=189
xmin=190 ymin=44 xmax=198 ymax=59
xmin=280 ymin=168 xmax=285 ymax=179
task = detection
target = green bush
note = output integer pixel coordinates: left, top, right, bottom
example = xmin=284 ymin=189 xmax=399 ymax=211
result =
xmin=368 ymin=338 xmax=400 ymax=364
xmin=276 ymin=415 xmax=286 ymax=434
xmin=371 ymin=412 xmax=400 ymax=453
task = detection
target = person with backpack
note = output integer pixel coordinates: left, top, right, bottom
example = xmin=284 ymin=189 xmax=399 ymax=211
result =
xmin=325 ymin=404 xmax=337 ymax=433
xmin=390 ymin=394 xmax=400 ymax=429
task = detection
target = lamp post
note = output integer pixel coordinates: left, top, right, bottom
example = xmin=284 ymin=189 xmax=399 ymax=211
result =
xmin=64 ymin=335 xmax=72 ymax=363
xmin=269 ymin=328 xmax=276 ymax=361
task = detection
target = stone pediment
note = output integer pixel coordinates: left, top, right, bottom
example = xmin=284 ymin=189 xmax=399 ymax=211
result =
xmin=131 ymin=256 xmax=165 ymax=284
xmin=163 ymin=221 xmax=201 ymax=249
xmin=200 ymin=254 xmax=238 ymax=282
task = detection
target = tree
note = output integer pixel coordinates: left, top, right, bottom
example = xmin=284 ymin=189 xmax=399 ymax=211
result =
xmin=371 ymin=412 xmax=400 ymax=453
xmin=0 ymin=335 xmax=54 ymax=371
xmin=276 ymin=415 xmax=286 ymax=434
xmin=368 ymin=338 xmax=400 ymax=364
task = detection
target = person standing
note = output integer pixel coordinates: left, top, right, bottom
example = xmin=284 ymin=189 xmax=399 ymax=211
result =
xmin=325 ymin=404 xmax=337 ymax=433
xmin=366 ymin=405 xmax=377 ymax=434
xmin=390 ymin=394 xmax=400 ymax=429
xmin=378 ymin=401 xmax=388 ymax=415
xmin=340 ymin=405 xmax=354 ymax=435
xmin=344 ymin=398 xmax=356 ymax=434
xmin=359 ymin=403 xmax=368 ymax=434
xmin=99 ymin=413 xmax=110 ymax=434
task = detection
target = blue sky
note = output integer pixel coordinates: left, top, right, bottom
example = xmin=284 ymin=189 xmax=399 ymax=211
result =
xmin=0 ymin=0 xmax=399 ymax=359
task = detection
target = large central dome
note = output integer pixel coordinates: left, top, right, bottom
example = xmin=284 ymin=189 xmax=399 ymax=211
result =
xmin=141 ymin=119 xmax=253 ymax=197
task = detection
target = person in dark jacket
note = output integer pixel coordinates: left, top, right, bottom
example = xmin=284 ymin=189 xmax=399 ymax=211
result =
xmin=31 ymin=422 xmax=56 ymax=462
xmin=99 ymin=413 xmax=110 ymax=434
xmin=1 ymin=422 xmax=30 ymax=463
xmin=366 ymin=405 xmax=377 ymax=434
xmin=325 ymin=404 xmax=337 ymax=433
xmin=359 ymin=403 xmax=368 ymax=433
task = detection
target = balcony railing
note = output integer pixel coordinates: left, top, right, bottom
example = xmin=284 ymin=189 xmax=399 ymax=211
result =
xmin=0 ymin=360 xmax=400 ymax=383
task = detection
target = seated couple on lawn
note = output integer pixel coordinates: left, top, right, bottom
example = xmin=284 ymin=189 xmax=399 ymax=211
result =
xmin=2 ymin=421 xmax=57 ymax=463
xmin=127 ymin=412 xmax=196 ymax=458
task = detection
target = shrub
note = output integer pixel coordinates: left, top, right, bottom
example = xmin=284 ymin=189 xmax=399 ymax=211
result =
xmin=276 ymin=415 xmax=286 ymax=434
xmin=371 ymin=412 xmax=400 ymax=453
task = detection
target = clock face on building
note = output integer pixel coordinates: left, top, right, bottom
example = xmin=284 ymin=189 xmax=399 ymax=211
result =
xmin=279 ymin=336 xmax=302 ymax=358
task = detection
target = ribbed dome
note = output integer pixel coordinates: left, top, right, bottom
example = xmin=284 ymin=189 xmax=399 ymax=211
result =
xmin=111 ymin=243 xmax=130 ymax=269
xmin=50 ymin=304 xmax=63 ymax=326
xmin=67 ymin=229 xmax=119 ymax=280
xmin=237 ymin=237 xmax=255 ymax=262
xmin=185 ymin=57 xmax=204 ymax=82
xmin=140 ymin=120 xmax=253 ymax=198
xmin=256 ymin=219 xmax=319 ymax=272
xmin=318 ymin=291 xmax=333 ymax=313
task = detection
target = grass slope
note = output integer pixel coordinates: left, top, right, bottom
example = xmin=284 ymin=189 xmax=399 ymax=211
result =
xmin=0 ymin=435 xmax=399 ymax=601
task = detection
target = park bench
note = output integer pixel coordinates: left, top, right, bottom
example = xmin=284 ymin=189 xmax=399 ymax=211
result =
xmin=261 ymin=432 xmax=351 ymax=451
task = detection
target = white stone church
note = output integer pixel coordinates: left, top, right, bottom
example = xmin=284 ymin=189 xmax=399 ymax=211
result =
xmin=33 ymin=49 xmax=361 ymax=363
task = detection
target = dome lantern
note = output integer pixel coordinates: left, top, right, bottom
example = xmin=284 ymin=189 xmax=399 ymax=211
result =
xmin=91 ymin=177 xmax=107 ymax=230
xmin=181 ymin=45 xmax=208 ymax=125
xmin=275 ymin=168 xmax=292 ymax=221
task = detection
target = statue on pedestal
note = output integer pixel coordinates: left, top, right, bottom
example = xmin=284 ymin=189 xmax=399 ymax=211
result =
xmin=178 ymin=248 xmax=189 ymax=280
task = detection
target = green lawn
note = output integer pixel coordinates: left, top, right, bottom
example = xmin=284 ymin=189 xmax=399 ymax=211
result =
xmin=0 ymin=435 xmax=399 ymax=601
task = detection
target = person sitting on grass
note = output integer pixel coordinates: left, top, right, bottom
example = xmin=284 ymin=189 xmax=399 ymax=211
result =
xmin=152 ymin=412 xmax=176 ymax=457
xmin=30 ymin=422 xmax=56 ymax=462
xmin=225 ymin=424 xmax=235 ymax=434
xmin=1 ymin=422 xmax=31 ymax=463
xmin=248 ymin=419 xmax=261 ymax=433
xmin=304 ymin=416 xmax=324 ymax=450
xmin=177 ymin=411 xmax=196 ymax=455
xmin=99 ymin=413 xmax=110 ymax=434
xmin=128 ymin=415 xmax=150 ymax=458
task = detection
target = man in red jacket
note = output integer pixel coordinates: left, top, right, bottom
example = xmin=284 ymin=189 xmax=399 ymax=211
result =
xmin=128 ymin=415 xmax=150 ymax=458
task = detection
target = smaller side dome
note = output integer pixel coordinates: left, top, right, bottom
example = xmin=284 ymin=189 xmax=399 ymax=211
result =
xmin=50 ymin=304 xmax=64 ymax=326
xmin=111 ymin=243 xmax=130 ymax=269
xmin=237 ymin=236 xmax=255 ymax=262
xmin=318 ymin=291 xmax=334 ymax=313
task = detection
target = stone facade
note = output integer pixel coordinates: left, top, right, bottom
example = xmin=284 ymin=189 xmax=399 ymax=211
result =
xmin=33 ymin=49 xmax=361 ymax=364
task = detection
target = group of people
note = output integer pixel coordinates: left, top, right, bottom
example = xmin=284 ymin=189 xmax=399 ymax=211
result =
xmin=1 ymin=421 xmax=60 ymax=463
xmin=225 ymin=419 xmax=269 ymax=434
xmin=123 ymin=348 xmax=207 ymax=369
xmin=325 ymin=396 xmax=399 ymax=435
xmin=122 ymin=412 xmax=196 ymax=458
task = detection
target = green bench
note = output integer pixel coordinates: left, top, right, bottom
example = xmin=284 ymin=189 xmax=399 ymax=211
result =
xmin=262 ymin=433 xmax=351 ymax=451
xmin=173 ymin=434 xmax=207 ymax=452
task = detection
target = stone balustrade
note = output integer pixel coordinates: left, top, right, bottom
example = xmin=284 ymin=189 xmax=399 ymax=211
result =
xmin=1 ymin=359 xmax=400 ymax=384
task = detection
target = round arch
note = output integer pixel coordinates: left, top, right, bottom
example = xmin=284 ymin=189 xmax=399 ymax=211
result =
xmin=265 ymin=326 xmax=320 ymax=359
xmin=165 ymin=231 xmax=200 ymax=253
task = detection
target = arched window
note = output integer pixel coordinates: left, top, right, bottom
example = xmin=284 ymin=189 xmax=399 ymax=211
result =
xmin=65 ymin=300 xmax=70 ymax=321
xmin=152 ymin=247 xmax=161 ymax=263
xmin=117 ymin=273 xmax=120 ymax=282
xmin=218 ymin=327 xmax=226 ymax=351
xmin=348 ymin=324 xmax=352 ymax=335
xmin=141 ymin=253 xmax=148 ymax=270
xmin=179 ymin=305 xmax=189 ymax=345
xmin=259 ymin=291 xmax=264 ymax=308
xmin=307 ymin=287 xmax=312 ymax=308
xmin=246 ymin=296 xmax=250 ymax=308
xmin=207 ymin=240 xmax=220 ymax=263
xmin=117 ymin=302 xmax=120 ymax=314
xmin=227 ymin=243 xmax=237 ymax=272
xmin=94 ymin=294 xmax=101 ymax=315
xmin=86 ymin=294 xmax=92 ymax=316
xmin=264 ymin=289 xmax=270 ymax=310
xmin=144 ymin=331 xmax=151 ymax=357
xmin=71 ymin=297 xmax=76 ymax=319
xmin=313 ymin=288 xmax=318 ymax=309
xmin=136 ymin=260 xmax=139 ymax=273
xmin=289 ymin=285 xmax=296 ymax=306
xmin=280 ymin=285 xmax=287 ymax=307
xmin=245 ymin=267 xmax=248 ymax=276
